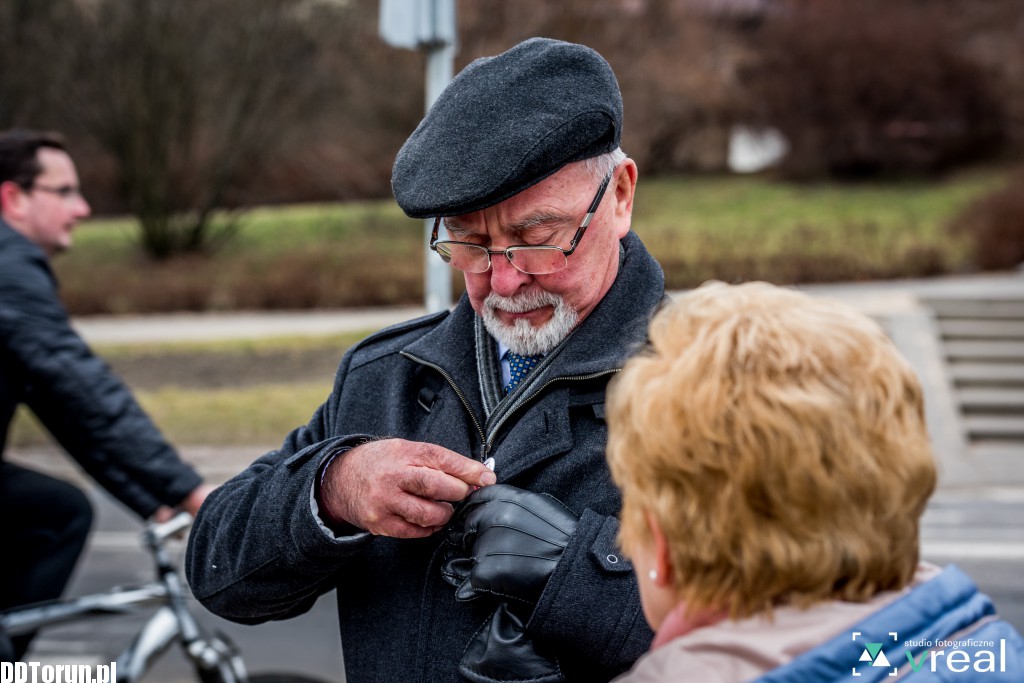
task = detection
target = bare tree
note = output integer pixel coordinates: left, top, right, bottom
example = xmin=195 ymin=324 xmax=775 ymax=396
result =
xmin=0 ymin=0 xmax=78 ymax=128
xmin=58 ymin=0 xmax=340 ymax=258
xmin=7 ymin=0 xmax=1016 ymax=231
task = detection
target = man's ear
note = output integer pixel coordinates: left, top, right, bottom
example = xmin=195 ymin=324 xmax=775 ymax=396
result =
xmin=611 ymin=159 xmax=637 ymax=238
xmin=645 ymin=509 xmax=673 ymax=589
xmin=0 ymin=180 xmax=26 ymax=219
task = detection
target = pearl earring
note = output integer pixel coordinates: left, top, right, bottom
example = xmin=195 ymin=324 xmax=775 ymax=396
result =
xmin=648 ymin=569 xmax=657 ymax=581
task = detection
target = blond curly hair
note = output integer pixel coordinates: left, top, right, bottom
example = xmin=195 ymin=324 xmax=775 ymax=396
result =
xmin=607 ymin=281 xmax=936 ymax=620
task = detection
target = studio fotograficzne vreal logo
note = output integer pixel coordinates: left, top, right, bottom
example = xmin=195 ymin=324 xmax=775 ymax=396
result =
xmin=853 ymin=631 xmax=900 ymax=677
xmin=852 ymin=630 xmax=1012 ymax=677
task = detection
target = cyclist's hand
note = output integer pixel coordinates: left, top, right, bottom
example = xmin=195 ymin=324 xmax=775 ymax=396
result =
xmin=178 ymin=484 xmax=214 ymax=517
xmin=152 ymin=505 xmax=177 ymax=523
xmin=318 ymin=438 xmax=495 ymax=539
xmin=151 ymin=484 xmax=214 ymax=523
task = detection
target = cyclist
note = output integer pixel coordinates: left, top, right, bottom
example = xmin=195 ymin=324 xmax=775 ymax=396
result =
xmin=0 ymin=129 xmax=212 ymax=661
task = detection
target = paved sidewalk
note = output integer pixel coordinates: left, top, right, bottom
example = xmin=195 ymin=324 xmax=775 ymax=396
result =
xmin=72 ymin=305 xmax=427 ymax=345
xmin=72 ymin=271 xmax=1023 ymax=344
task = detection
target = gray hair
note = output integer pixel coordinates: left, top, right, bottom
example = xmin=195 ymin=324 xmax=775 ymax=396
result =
xmin=582 ymin=147 xmax=627 ymax=180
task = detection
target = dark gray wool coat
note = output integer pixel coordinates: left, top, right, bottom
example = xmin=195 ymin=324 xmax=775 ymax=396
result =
xmin=186 ymin=231 xmax=663 ymax=682
xmin=0 ymin=219 xmax=202 ymax=518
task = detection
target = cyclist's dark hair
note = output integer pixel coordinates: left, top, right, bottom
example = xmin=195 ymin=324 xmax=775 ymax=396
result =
xmin=0 ymin=129 xmax=68 ymax=189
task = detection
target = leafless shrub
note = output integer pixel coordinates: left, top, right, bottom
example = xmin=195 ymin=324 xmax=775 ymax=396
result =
xmin=457 ymin=0 xmax=749 ymax=174
xmin=742 ymin=0 xmax=1006 ymax=178
xmin=949 ymin=170 xmax=1024 ymax=270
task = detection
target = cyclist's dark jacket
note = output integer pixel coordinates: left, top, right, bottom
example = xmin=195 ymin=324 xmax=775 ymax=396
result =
xmin=187 ymin=231 xmax=661 ymax=682
xmin=0 ymin=218 xmax=202 ymax=518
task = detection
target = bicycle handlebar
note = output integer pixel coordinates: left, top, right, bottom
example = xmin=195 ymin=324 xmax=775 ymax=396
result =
xmin=1 ymin=585 xmax=168 ymax=636
xmin=146 ymin=512 xmax=193 ymax=546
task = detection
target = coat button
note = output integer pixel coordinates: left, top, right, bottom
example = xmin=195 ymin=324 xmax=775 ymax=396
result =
xmin=606 ymin=554 xmax=618 ymax=564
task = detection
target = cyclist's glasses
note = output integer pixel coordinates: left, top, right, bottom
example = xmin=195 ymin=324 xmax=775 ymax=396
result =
xmin=429 ymin=170 xmax=614 ymax=276
xmin=30 ymin=183 xmax=84 ymax=201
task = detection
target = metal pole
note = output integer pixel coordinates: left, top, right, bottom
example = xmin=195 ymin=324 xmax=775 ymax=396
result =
xmin=423 ymin=40 xmax=455 ymax=313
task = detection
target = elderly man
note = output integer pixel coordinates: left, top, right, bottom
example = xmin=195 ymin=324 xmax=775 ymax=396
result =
xmin=0 ymin=129 xmax=210 ymax=660
xmin=186 ymin=38 xmax=660 ymax=682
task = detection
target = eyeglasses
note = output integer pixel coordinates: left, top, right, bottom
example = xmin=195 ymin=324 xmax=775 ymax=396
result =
xmin=31 ymin=183 xmax=84 ymax=200
xmin=429 ymin=170 xmax=614 ymax=276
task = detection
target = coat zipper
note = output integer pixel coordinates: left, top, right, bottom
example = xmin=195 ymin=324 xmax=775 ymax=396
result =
xmin=400 ymin=351 xmax=487 ymax=457
xmin=401 ymin=351 xmax=621 ymax=462
xmin=484 ymin=369 xmax=621 ymax=455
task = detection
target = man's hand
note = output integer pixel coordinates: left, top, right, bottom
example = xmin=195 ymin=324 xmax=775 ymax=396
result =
xmin=152 ymin=483 xmax=215 ymax=523
xmin=320 ymin=438 xmax=496 ymax=539
xmin=442 ymin=484 xmax=579 ymax=605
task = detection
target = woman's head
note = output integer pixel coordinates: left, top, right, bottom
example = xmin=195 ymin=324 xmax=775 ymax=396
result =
xmin=607 ymin=281 xmax=936 ymax=628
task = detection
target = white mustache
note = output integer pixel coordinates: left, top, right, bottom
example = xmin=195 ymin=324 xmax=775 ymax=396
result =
xmin=486 ymin=290 xmax=560 ymax=314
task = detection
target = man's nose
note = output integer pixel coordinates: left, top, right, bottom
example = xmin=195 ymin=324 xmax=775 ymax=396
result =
xmin=75 ymin=196 xmax=91 ymax=218
xmin=489 ymin=251 xmax=533 ymax=297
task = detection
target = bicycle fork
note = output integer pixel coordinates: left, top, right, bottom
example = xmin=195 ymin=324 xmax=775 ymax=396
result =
xmin=116 ymin=523 xmax=248 ymax=683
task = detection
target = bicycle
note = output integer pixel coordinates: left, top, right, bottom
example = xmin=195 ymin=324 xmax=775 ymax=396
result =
xmin=1 ymin=513 xmax=329 ymax=683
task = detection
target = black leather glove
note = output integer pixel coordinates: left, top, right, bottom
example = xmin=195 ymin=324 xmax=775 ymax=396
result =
xmin=459 ymin=603 xmax=564 ymax=683
xmin=442 ymin=484 xmax=579 ymax=605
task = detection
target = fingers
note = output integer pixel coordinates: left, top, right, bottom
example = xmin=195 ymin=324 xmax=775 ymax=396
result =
xmin=370 ymin=516 xmax=447 ymax=540
xmin=462 ymin=486 xmax=578 ymax=536
xmin=464 ymin=501 xmax=574 ymax=539
xmin=320 ymin=439 xmax=493 ymax=539
xmin=152 ymin=505 xmax=176 ymax=523
xmin=455 ymin=578 xmax=479 ymax=602
xmin=452 ymin=483 xmax=515 ymax=525
xmin=399 ymin=464 xmax=472 ymax=502
xmin=461 ymin=483 xmax=515 ymax=504
xmin=415 ymin=442 xmax=496 ymax=488
xmin=440 ymin=555 xmax=474 ymax=589
xmin=179 ymin=483 xmax=216 ymax=517
xmin=391 ymin=495 xmax=455 ymax=529
xmin=357 ymin=493 xmax=452 ymax=538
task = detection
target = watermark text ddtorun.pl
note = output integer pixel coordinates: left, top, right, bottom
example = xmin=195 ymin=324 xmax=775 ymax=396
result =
xmin=1 ymin=662 xmax=117 ymax=683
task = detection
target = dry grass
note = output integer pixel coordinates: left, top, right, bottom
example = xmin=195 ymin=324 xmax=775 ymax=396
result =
xmin=52 ymin=169 xmax=1008 ymax=315
xmin=6 ymin=334 xmax=367 ymax=449
xmin=9 ymin=381 xmax=332 ymax=448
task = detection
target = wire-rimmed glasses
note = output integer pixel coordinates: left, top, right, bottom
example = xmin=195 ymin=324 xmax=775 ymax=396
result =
xmin=429 ymin=170 xmax=614 ymax=276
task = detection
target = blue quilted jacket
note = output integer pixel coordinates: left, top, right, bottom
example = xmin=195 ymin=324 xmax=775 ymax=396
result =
xmin=755 ymin=565 xmax=1024 ymax=682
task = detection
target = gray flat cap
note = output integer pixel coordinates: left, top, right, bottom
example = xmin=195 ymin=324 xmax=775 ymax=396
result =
xmin=392 ymin=37 xmax=623 ymax=218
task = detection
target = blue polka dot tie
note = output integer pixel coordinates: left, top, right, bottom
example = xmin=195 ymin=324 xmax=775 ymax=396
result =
xmin=506 ymin=352 xmax=542 ymax=394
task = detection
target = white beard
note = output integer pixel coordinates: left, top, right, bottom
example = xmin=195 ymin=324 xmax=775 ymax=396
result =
xmin=482 ymin=289 xmax=579 ymax=356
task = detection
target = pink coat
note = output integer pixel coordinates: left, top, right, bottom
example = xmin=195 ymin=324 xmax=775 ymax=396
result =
xmin=614 ymin=564 xmax=943 ymax=682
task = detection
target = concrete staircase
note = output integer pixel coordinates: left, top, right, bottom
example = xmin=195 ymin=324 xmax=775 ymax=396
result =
xmin=923 ymin=295 xmax=1024 ymax=463
xmin=801 ymin=274 xmax=1024 ymax=489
